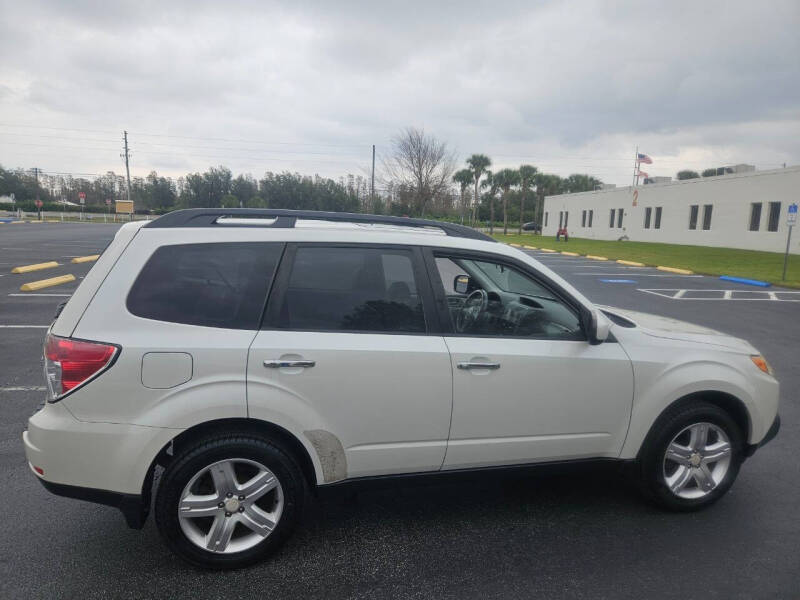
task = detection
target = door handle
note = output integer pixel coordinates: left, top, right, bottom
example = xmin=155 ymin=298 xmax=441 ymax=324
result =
xmin=263 ymin=359 xmax=316 ymax=369
xmin=457 ymin=361 xmax=500 ymax=370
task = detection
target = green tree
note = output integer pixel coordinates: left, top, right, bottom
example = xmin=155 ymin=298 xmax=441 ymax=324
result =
xmin=677 ymin=170 xmax=700 ymax=180
xmin=493 ymin=168 xmax=520 ymax=235
xmin=702 ymin=168 xmax=717 ymax=177
xmin=563 ymin=173 xmax=602 ymax=193
xmin=452 ymin=168 xmax=473 ymax=225
xmin=517 ymin=164 xmax=538 ymax=234
xmin=466 ymin=154 xmax=491 ymax=226
xmin=480 ymin=170 xmax=500 ymax=233
xmin=534 ymin=173 xmax=564 ymax=224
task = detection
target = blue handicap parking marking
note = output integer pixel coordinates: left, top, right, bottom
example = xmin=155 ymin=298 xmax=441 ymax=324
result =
xmin=600 ymin=279 xmax=637 ymax=283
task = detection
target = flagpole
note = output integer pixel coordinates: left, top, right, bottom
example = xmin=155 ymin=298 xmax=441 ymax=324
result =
xmin=632 ymin=145 xmax=639 ymax=189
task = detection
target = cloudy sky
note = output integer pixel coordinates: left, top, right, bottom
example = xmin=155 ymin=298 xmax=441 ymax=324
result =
xmin=1 ymin=0 xmax=798 ymax=186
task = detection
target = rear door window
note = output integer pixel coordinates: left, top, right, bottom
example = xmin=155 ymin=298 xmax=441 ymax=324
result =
xmin=127 ymin=243 xmax=283 ymax=329
xmin=270 ymin=246 xmax=426 ymax=333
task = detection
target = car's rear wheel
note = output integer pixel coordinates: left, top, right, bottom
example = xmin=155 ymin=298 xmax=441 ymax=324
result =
xmin=155 ymin=435 xmax=305 ymax=569
xmin=637 ymin=402 xmax=743 ymax=511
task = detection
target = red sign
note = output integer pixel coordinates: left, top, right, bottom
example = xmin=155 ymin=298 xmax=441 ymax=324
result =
xmin=35 ymin=199 xmax=43 ymax=208
xmin=105 ymin=199 xmax=111 ymax=205
xmin=78 ymin=192 xmax=86 ymax=199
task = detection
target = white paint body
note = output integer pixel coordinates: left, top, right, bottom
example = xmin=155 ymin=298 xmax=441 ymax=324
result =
xmin=24 ymin=220 xmax=779 ymax=498
xmin=542 ymin=165 xmax=800 ymax=254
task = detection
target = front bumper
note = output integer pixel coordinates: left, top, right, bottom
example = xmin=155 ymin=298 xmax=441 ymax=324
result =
xmin=744 ymin=413 xmax=781 ymax=457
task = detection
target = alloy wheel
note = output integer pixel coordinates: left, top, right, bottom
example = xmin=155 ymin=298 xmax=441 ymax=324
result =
xmin=662 ymin=422 xmax=732 ymax=500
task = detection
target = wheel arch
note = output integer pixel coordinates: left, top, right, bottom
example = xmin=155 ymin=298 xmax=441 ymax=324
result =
xmin=635 ymin=390 xmax=751 ymax=460
xmin=149 ymin=418 xmax=320 ymax=493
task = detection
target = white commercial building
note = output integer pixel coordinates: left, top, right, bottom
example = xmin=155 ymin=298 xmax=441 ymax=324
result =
xmin=542 ymin=166 xmax=800 ymax=254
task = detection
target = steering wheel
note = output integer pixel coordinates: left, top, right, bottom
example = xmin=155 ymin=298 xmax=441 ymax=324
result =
xmin=456 ymin=289 xmax=488 ymax=333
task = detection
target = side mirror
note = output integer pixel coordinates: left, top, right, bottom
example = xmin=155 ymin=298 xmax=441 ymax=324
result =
xmin=582 ymin=307 xmax=610 ymax=345
xmin=454 ymin=274 xmax=471 ymax=294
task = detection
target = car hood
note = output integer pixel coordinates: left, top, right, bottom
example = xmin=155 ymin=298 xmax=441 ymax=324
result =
xmin=599 ymin=305 xmax=757 ymax=353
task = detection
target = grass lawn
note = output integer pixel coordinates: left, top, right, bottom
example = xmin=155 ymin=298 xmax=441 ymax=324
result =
xmin=493 ymin=233 xmax=800 ymax=289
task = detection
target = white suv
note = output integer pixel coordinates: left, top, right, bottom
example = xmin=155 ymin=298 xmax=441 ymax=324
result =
xmin=23 ymin=209 xmax=780 ymax=569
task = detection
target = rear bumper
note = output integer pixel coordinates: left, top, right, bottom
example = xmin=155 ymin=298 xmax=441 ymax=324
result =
xmin=744 ymin=413 xmax=780 ymax=457
xmin=36 ymin=478 xmax=148 ymax=529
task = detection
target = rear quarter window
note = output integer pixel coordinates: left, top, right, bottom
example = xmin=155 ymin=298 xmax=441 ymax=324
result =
xmin=127 ymin=242 xmax=283 ymax=329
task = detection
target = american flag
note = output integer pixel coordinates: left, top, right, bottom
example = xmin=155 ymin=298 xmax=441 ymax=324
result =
xmin=637 ymin=153 xmax=653 ymax=164
xmin=637 ymin=170 xmax=649 ymax=178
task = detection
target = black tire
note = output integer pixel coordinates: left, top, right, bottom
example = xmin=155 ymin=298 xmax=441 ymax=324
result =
xmin=155 ymin=434 xmax=306 ymax=569
xmin=636 ymin=401 xmax=743 ymax=511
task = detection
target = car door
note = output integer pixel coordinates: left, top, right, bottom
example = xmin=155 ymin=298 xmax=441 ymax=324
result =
xmin=247 ymin=243 xmax=453 ymax=481
xmin=424 ymin=249 xmax=633 ymax=470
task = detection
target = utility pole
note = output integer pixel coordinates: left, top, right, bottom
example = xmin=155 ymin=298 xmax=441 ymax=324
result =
xmin=33 ymin=167 xmax=41 ymax=220
xmin=121 ymin=131 xmax=132 ymax=220
xmin=370 ymin=144 xmax=375 ymax=213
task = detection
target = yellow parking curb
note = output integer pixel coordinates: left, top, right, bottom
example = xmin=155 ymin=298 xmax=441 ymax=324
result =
xmin=11 ymin=261 xmax=60 ymax=274
xmin=71 ymin=255 xmax=100 ymax=264
xmin=657 ymin=266 xmax=694 ymax=275
xmin=20 ymin=274 xmax=76 ymax=292
xmin=586 ymin=255 xmax=608 ymax=261
xmin=539 ymin=248 xmax=557 ymax=253
xmin=523 ymin=245 xmax=538 ymax=250
xmin=617 ymin=259 xmax=645 ymax=267
xmin=561 ymin=251 xmax=579 ymax=256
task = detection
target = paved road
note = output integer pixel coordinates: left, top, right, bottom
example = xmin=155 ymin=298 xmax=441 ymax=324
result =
xmin=1 ymin=225 xmax=797 ymax=599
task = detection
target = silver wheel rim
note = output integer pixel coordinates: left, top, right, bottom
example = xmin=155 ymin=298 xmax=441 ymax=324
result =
xmin=662 ymin=422 xmax=732 ymax=499
xmin=178 ymin=458 xmax=284 ymax=554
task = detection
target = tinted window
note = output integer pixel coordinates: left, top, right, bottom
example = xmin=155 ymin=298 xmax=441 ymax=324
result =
xmin=644 ymin=207 xmax=652 ymax=229
xmin=127 ymin=243 xmax=282 ymax=329
xmin=654 ymin=207 xmax=662 ymax=229
xmin=275 ymin=246 xmax=425 ymax=333
xmin=617 ymin=208 xmax=624 ymax=228
xmin=702 ymin=204 xmax=713 ymax=230
xmin=581 ymin=210 xmax=586 ymax=227
xmin=588 ymin=209 xmax=593 ymax=227
xmin=768 ymin=202 xmax=781 ymax=232
xmin=689 ymin=205 xmax=699 ymax=230
xmin=749 ymin=203 xmax=762 ymax=231
xmin=609 ymin=209 xmax=615 ymax=228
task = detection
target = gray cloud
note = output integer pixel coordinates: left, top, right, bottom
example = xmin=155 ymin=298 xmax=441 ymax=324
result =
xmin=0 ymin=0 xmax=797 ymax=184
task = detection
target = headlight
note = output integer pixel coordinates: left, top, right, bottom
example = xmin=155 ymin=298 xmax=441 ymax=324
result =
xmin=750 ymin=355 xmax=774 ymax=376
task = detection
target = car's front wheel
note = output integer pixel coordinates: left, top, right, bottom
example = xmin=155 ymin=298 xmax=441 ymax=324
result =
xmin=638 ymin=402 xmax=743 ymax=511
xmin=155 ymin=434 xmax=305 ymax=569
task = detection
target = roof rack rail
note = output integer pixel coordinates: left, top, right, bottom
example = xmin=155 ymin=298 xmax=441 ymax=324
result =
xmin=144 ymin=208 xmax=495 ymax=242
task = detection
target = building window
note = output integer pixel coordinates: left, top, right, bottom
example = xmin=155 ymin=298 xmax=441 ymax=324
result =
xmin=654 ymin=207 xmax=662 ymax=229
xmin=749 ymin=203 xmax=762 ymax=231
xmin=767 ymin=202 xmax=781 ymax=232
xmin=644 ymin=207 xmax=652 ymax=229
xmin=588 ymin=210 xmax=593 ymax=227
xmin=617 ymin=208 xmax=624 ymax=228
xmin=609 ymin=209 xmax=615 ymax=228
xmin=544 ymin=212 xmax=548 ymax=227
xmin=564 ymin=211 xmax=569 ymax=227
xmin=558 ymin=211 xmax=563 ymax=228
xmin=582 ymin=210 xmax=587 ymax=227
xmin=689 ymin=205 xmax=699 ymax=230
xmin=702 ymin=204 xmax=713 ymax=230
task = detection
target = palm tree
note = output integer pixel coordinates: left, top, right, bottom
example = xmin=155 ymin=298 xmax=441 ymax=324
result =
xmin=492 ymin=168 xmax=520 ymax=235
xmin=517 ymin=164 xmax=538 ymax=234
xmin=452 ymin=169 xmax=473 ymax=225
xmin=563 ymin=173 xmax=602 ymax=193
xmin=480 ymin=170 xmax=500 ymax=234
xmin=466 ymin=154 xmax=491 ymax=227
xmin=533 ymin=173 xmax=564 ymax=225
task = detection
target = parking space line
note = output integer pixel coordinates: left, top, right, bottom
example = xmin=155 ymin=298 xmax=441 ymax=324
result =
xmin=638 ymin=289 xmax=800 ymax=301
xmin=8 ymin=293 xmax=72 ymax=297
xmin=0 ymin=325 xmax=50 ymax=328
xmin=0 ymin=386 xmax=46 ymax=392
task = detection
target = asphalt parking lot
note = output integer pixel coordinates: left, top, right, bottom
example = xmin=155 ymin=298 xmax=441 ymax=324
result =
xmin=1 ymin=224 xmax=797 ymax=599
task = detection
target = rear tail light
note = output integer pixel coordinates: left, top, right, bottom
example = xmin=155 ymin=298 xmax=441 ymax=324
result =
xmin=43 ymin=333 xmax=119 ymax=402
